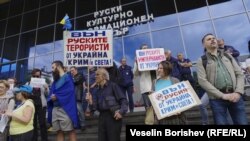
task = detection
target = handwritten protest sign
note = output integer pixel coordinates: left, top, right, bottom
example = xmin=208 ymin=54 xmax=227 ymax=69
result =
xmin=149 ymin=81 xmax=201 ymax=120
xmin=30 ymin=78 xmax=46 ymax=88
xmin=64 ymin=30 xmax=113 ymax=67
xmin=136 ymin=48 xmax=165 ymax=71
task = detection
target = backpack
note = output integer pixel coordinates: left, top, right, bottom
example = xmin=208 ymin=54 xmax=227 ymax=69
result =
xmin=201 ymin=53 xmax=232 ymax=70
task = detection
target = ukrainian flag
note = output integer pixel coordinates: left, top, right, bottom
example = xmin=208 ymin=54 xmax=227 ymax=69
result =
xmin=60 ymin=14 xmax=72 ymax=30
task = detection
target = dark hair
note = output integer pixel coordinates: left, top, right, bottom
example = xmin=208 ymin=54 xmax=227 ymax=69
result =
xmin=158 ymin=61 xmax=173 ymax=76
xmin=140 ymin=44 xmax=148 ymax=49
xmin=21 ymin=91 xmax=30 ymax=99
xmin=52 ymin=60 xmax=64 ymax=68
xmin=31 ymin=68 xmax=41 ymax=76
xmin=202 ymin=33 xmax=214 ymax=43
xmin=70 ymin=66 xmax=77 ymax=70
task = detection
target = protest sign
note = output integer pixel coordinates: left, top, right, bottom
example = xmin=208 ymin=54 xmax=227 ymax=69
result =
xmin=64 ymin=30 xmax=113 ymax=67
xmin=149 ymin=81 xmax=201 ymax=120
xmin=0 ymin=115 xmax=8 ymax=133
xmin=136 ymin=48 xmax=165 ymax=71
xmin=30 ymin=78 xmax=46 ymax=88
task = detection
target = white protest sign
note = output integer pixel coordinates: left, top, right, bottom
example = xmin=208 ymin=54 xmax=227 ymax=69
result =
xmin=64 ymin=30 xmax=113 ymax=67
xmin=30 ymin=78 xmax=46 ymax=88
xmin=0 ymin=115 xmax=9 ymax=133
xmin=136 ymin=48 xmax=165 ymax=71
xmin=149 ymin=81 xmax=201 ymax=120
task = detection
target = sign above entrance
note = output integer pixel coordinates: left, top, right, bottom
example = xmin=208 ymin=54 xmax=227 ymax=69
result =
xmin=86 ymin=6 xmax=154 ymax=37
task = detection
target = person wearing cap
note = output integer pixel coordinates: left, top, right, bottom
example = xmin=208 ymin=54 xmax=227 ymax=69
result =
xmin=0 ymin=80 xmax=15 ymax=141
xmin=4 ymin=85 xmax=35 ymax=141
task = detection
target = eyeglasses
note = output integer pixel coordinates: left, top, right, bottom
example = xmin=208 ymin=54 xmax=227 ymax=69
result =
xmin=33 ymin=76 xmax=40 ymax=78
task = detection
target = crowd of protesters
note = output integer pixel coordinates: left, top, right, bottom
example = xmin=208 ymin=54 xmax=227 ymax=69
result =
xmin=0 ymin=33 xmax=250 ymax=141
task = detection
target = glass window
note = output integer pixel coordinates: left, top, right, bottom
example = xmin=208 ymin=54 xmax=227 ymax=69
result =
xmin=34 ymin=54 xmax=53 ymax=73
xmin=0 ymin=20 xmax=6 ymax=38
xmin=75 ymin=14 xmax=94 ymax=30
xmin=148 ymin=0 xmax=178 ymax=29
xmin=56 ymin=19 xmax=75 ymax=40
xmin=208 ymin=0 xmax=245 ymax=18
xmin=38 ymin=4 xmax=56 ymax=27
xmin=113 ymin=38 xmax=123 ymax=64
xmin=123 ymin=33 xmax=151 ymax=66
xmin=122 ymin=1 xmax=149 ymax=35
xmin=76 ymin=0 xmax=96 ymax=16
xmin=36 ymin=26 xmax=54 ymax=56
xmin=0 ymin=39 xmax=3 ymax=59
xmin=97 ymin=0 xmax=119 ymax=11
xmin=151 ymin=27 xmax=185 ymax=58
xmin=244 ymin=0 xmax=250 ymax=11
xmin=181 ymin=21 xmax=214 ymax=61
xmin=0 ymin=63 xmax=16 ymax=79
xmin=24 ymin=0 xmax=39 ymax=12
xmin=53 ymin=51 xmax=63 ymax=62
xmin=3 ymin=36 xmax=19 ymax=62
xmin=176 ymin=0 xmax=209 ymax=24
xmin=57 ymin=0 xmax=75 ymax=23
xmin=37 ymin=26 xmax=54 ymax=45
xmin=6 ymin=16 xmax=22 ymax=37
xmin=54 ymin=40 xmax=63 ymax=52
xmin=0 ymin=3 xmax=9 ymax=20
xmin=16 ymin=58 xmax=34 ymax=84
xmin=41 ymin=0 xmax=56 ymax=7
xmin=19 ymin=31 xmax=36 ymax=59
xmin=9 ymin=0 xmax=24 ymax=17
xmin=121 ymin=0 xmax=140 ymax=5
xmin=214 ymin=14 xmax=250 ymax=56
xmin=22 ymin=11 xmax=38 ymax=32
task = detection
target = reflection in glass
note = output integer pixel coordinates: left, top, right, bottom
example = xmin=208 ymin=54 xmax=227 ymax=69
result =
xmin=19 ymin=32 xmax=36 ymax=59
xmin=178 ymin=7 xmax=209 ymax=24
xmin=244 ymin=0 xmax=250 ymax=11
xmin=54 ymin=40 xmax=64 ymax=52
xmin=0 ymin=63 xmax=16 ymax=79
xmin=182 ymin=21 xmax=214 ymax=61
xmin=34 ymin=54 xmax=53 ymax=73
xmin=0 ymin=40 xmax=2 ymax=59
xmin=16 ymin=59 xmax=33 ymax=84
xmin=151 ymin=27 xmax=184 ymax=57
xmin=208 ymin=0 xmax=244 ymax=18
xmin=53 ymin=51 xmax=63 ymax=62
xmin=0 ymin=3 xmax=9 ymax=20
xmin=35 ymin=43 xmax=53 ymax=56
xmin=113 ymin=38 xmax=123 ymax=64
xmin=214 ymin=14 xmax=250 ymax=56
xmin=3 ymin=36 xmax=19 ymax=62
xmin=123 ymin=33 xmax=150 ymax=66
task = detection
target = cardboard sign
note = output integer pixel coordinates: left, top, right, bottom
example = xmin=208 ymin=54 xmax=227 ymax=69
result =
xmin=30 ymin=78 xmax=46 ymax=88
xmin=149 ymin=81 xmax=201 ymax=120
xmin=64 ymin=30 xmax=113 ymax=67
xmin=136 ymin=48 xmax=165 ymax=71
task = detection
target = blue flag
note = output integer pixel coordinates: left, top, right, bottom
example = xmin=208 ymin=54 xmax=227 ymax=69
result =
xmin=60 ymin=14 xmax=72 ymax=30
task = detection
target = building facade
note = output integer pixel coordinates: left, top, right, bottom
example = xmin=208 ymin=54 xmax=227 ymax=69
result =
xmin=0 ymin=0 xmax=250 ymax=84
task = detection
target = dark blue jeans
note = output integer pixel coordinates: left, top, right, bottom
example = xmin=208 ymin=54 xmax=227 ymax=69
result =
xmin=121 ymin=86 xmax=134 ymax=112
xmin=209 ymin=97 xmax=248 ymax=125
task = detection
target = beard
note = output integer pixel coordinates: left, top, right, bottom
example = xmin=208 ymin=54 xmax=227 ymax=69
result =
xmin=52 ymin=69 xmax=60 ymax=82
